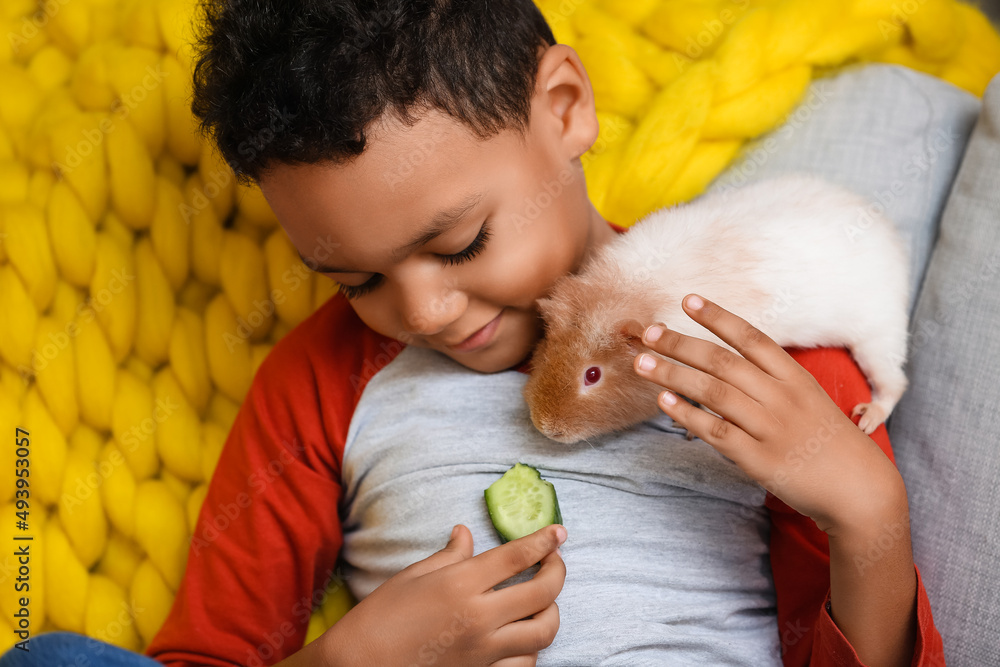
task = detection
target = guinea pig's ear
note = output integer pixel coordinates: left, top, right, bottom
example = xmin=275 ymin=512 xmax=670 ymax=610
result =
xmin=535 ymin=296 xmax=572 ymax=328
xmin=615 ymin=318 xmax=646 ymax=355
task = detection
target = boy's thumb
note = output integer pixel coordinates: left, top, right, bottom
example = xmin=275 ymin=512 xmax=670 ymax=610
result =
xmin=444 ymin=524 xmax=473 ymax=560
xmin=405 ymin=525 xmax=475 ymax=579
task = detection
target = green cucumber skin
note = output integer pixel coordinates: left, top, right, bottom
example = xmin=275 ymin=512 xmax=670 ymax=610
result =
xmin=484 ymin=463 xmax=562 ymax=544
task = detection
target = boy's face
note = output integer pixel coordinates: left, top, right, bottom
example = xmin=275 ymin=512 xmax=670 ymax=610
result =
xmin=259 ymin=45 xmax=615 ymax=373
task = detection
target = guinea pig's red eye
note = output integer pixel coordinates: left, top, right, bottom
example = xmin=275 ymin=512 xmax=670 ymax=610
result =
xmin=584 ymin=366 xmax=601 ymax=386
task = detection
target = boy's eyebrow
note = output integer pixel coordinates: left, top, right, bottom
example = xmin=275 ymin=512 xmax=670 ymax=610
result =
xmin=298 ymin=191 xmax=484 ymax=273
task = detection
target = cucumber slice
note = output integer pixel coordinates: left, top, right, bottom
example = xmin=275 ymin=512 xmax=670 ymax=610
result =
xmin=484 ymin=463 xmax=562 ymax=543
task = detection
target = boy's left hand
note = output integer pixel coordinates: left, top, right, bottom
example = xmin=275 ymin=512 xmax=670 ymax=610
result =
xmin=632 ymin=293 xmax=907 ymax=537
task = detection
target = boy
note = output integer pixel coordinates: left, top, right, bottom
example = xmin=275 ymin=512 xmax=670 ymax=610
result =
xmin=0 ymin=1 xmax=943 ymax=665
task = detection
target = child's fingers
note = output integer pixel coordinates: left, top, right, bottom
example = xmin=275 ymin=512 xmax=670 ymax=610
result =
xmin=490 ymin=654 xmax=538 ymax=667
xmin=654 ymin=388 xmax=760 ymax=464
xmin=489 ymin=602 xmax=560 ymax=659
xmin=402 ymin=524 xmax=474 ymax=580
xmin=634 ymin=352 xmax=768 ymax=440
xmin=637 ymin=323 xmax=782 ymax=414
xmin=487 ymin=549 xmax=565 ymax=626
xmin=678 ymin=294 xmax=799 ymax=381
xmin=474 ymin=524 xmax=567 ymax=590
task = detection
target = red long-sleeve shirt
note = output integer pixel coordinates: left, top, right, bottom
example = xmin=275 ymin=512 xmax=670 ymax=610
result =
xmin=145 ymin=223 xmax=943 ymax=666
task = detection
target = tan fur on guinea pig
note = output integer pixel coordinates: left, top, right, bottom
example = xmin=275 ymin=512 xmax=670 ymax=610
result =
xmin=522 ymin=174 xmax=912 ymax=445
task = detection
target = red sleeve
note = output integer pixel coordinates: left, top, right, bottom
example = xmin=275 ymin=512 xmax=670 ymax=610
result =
xmin=143 ymin=294 xmax=403 ymax=666
xmin=769 ymin=347 xmax=944 ymax=667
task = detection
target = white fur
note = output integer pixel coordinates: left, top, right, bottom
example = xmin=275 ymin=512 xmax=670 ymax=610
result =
xmin=602 ymin=174 xmax=911 ymax=434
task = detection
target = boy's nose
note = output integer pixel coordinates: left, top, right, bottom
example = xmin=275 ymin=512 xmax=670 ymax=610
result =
xmin=400 ymin=289 xmax=467 ymax=338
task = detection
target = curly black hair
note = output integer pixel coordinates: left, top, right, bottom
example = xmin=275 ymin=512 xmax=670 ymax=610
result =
xmin=190 ymin=0 xmax=557 ymax=185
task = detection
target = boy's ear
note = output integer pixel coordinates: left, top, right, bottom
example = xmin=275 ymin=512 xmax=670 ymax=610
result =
xmin=534 ymin=44 xmax=599 ymax=161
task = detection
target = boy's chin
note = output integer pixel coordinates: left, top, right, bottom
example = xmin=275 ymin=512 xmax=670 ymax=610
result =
xmin=439 ymin=321 xmax=540 ymax=373
xmin=440 ymin=340 xmax=528 ymax=373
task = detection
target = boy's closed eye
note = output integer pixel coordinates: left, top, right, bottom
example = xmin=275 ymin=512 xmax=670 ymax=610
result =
xmin=332 ymin=219 xmax=494 ymax=300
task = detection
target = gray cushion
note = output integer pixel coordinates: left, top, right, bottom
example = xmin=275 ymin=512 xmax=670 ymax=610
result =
xmin=889 ymin=74 xmax=1000 ymax=666
xmin=706 ymin=63 xmax=980 ymax=321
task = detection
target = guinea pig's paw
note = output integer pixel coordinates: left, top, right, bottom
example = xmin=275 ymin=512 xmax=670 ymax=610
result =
xmin=851 ymin=402 xmax=887 ymax=435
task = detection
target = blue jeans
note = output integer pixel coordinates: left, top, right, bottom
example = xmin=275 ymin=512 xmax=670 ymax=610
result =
xmin=0 ymin=632 xmax=162 ymax=666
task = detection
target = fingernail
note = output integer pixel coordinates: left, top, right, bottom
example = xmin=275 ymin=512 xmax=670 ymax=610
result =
xmin=660 ymin=391 xmax=677 ymax=406
xmin=637 ymin=354 xmax=656 ymax=371
xmin=554 ymin=524 xmax=567 ymax=546
xmin=556 ymin=547 xmax=563 ymax=558
xmin=686 ymin=295 xmax=704 ymax=310
xmin=450 ymin=525 xmax=459 ymax=540
xmin=644 ymin=325 xmax=663 ymax=343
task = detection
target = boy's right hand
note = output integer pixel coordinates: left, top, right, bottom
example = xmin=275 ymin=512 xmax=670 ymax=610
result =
xmin=320 ymin=523 xmax=567 ymax=667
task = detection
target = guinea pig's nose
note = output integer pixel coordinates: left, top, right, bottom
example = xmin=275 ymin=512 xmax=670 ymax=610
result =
xmin=538 ymin=421 xmax=575 ymax=443
xmin=530 ymin=414 xmax=562 ymax=439
xmin=536 ymin=422 xmax=564 ymax=440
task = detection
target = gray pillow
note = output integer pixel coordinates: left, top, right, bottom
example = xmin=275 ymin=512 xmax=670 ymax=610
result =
xmin=705 ymin=63 xmax=980 ymax=321
xmin=889 ymin=74 xmax=1000 ymax=666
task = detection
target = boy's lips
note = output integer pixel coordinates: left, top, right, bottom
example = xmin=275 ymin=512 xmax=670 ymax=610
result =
xmin=447 ymin=310 xmax=504 ymax=353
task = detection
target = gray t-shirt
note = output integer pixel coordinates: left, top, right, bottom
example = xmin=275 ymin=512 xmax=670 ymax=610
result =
xmin=339 ymin=345 xmax=781 ymax=666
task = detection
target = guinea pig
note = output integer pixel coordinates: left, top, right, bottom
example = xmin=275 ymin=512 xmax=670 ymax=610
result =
xmin=523 ymin=173 xmax=911 ymax=445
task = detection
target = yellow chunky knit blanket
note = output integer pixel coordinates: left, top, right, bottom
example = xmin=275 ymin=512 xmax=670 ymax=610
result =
xmin=0 ymin=0 xmax=995 ymax=652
